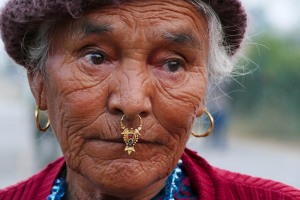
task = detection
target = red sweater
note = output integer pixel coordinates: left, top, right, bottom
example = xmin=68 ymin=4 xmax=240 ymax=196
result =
xmin=1 ymin=148 xmax=299 ymax=200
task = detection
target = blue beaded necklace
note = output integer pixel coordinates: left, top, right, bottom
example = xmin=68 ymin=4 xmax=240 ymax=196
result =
xmin=164 ymin=159 xmax=183 ymax=200
xmin=47 ymin=160 xmax=183 ymax=200
xmin=47 ymin=178 xmax=67 ymax=200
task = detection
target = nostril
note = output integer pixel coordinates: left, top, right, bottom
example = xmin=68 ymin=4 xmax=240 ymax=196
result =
xmin=113 ymin=108 xmax=123 ymax=115
xmin=138 ymin=111 xmax=148 ymax=118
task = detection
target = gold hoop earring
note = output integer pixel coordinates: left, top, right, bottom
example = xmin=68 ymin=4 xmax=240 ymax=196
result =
xmin=191 ymin=108 xmax=214 ymax=137
xmin=35 ymin=106 xmax=50 ymax=132
xmin=120 ymin=114 xmax=142 ymax=155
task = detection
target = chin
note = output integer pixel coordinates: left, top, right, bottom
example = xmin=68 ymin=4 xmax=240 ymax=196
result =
xmin=80 ymin=158 xmax=166 ymax=198
xmin=64 ymin=139 xmax=175 ymax=196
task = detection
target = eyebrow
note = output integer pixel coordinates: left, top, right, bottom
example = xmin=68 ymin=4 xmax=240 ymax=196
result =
xmin=73 ymin=21 xmax=203 ymax=49
xmin=75 ymin=21 xmax=114 ymax=38
xmin=161 ymin=31 xmax=202 ymax=49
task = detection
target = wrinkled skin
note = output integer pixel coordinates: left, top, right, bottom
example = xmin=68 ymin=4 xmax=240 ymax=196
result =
xmin=28 ymin=0 xmax=209 ymax=199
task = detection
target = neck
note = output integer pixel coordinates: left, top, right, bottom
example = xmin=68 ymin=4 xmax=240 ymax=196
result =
xmin=65 ymin=167 xmax=167 ymax=200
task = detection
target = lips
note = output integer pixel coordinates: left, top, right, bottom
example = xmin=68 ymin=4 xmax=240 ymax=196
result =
xmin=85 ymin=134 xmax=158 ymax=145
xmin=85 ymin=136 xmax=123 ymax=143
xmin=87 ymin=137 xmax=151 ymax=144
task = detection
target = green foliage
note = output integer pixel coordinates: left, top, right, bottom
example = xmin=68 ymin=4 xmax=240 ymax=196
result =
xmin=230 ymin=31 xmax=300 ymax=139
xmin=249 ymin=34 xmax=300 ymax=74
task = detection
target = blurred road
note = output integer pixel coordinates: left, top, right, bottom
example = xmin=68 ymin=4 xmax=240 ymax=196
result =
xmin=0 ymin=77 xmax=299 ymax=189
xmin=0 ymin=100 xmax=34 ymax=187
xmin=188 ymin=135 xmax=300 ymax=189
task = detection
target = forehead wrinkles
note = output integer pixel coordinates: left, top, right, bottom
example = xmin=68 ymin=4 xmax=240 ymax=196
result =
xmin=89 ymin=0 xmax=207 ymax=32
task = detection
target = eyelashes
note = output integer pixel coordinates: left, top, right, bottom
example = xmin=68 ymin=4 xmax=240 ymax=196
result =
xmin=82 ymin=51 xmax=109 ymax=66
xmin=162 ymin=59 xmax=185 ymax=73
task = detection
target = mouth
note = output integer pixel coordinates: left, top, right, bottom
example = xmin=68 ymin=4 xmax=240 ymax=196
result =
xmin=84 ymin=133 xmax=163 ymax=147
xmin=86 ymin=137 xmax=152 ymax=144
xmin=82 ymin=133 xmax=166 ymax=157
xmin=85 ymin=137 xmax=122 ymax=143
xmin=83 ymin=127 xmax=165 ymax=147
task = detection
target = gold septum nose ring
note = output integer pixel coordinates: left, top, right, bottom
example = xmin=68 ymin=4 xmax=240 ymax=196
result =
xmin=120 ymin=114 xmax=142 ymax=155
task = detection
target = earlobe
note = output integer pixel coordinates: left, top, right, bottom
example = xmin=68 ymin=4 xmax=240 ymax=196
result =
xmin=195 ymin=101 xmax=205 ymax=117
xmin=27 ymin=71 xmax=47 ymax=110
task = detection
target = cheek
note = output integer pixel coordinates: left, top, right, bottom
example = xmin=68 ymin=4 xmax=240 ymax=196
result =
xmin=152 ymin=72 xmax=207 ymax=143
xmin=44 ymin=64 xmax=110 ymax=150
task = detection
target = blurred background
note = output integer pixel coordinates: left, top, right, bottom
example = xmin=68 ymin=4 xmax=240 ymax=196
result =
xmin=0 ymin=0 xmax=299 ymax=189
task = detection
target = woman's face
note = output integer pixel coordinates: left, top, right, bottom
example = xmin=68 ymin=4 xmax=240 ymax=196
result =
xmin=30 ymin=0 xmax=209 ymax=197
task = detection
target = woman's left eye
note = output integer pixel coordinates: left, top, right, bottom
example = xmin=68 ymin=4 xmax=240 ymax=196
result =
xmin=83 ymin=51 xmax=108 ymax=65
xmin=163 ymin=59 xmax=185 ymax=72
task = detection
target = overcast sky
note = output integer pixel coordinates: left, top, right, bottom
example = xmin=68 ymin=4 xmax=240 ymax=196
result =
xmin=242 ymin=0 xmax=300 ymax=32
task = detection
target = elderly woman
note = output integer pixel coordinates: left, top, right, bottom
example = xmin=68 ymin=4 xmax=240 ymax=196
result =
xmin=0 ymin=0 xmax=299 ymax=199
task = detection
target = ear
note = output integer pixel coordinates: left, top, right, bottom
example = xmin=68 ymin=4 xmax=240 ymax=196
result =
xmin=195 ymin=100 xmax=205 ymax=118
xmin=27 ymin=71 xmax=47 ymax=110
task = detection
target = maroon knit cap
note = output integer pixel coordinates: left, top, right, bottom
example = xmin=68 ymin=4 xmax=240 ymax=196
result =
xmin=0 ymin=0 xmax=247 ymax=67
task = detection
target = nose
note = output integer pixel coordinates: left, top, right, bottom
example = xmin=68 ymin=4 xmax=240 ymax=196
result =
xmin=108 ymin=67 xmax=152 ymax=120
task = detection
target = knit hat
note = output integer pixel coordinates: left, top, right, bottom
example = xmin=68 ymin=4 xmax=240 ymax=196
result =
xmin=0 ymin=0 xmax=247 ymax=67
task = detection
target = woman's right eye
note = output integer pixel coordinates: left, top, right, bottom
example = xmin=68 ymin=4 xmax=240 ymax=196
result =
xmin=83 ymin=51 xmax=108 ymax=66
